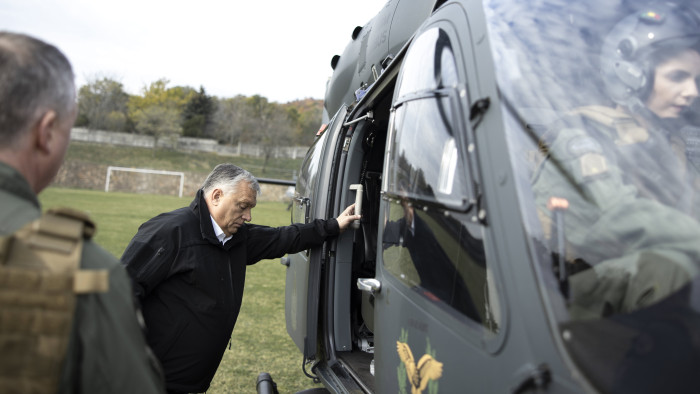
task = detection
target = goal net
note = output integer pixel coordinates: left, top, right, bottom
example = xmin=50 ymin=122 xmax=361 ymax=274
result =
xmin=105 ymin=166 xmax=185 ymax=197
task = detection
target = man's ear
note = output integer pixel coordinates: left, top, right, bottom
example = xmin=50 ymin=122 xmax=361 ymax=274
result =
xmin=211 ymin=188 xmax=223 ymax=205
xmin=34 ymin=110 xmax=58 ymax=154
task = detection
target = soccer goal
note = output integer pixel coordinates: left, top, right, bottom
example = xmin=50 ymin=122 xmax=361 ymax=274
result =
xmin=105 ymin=166 xmax=185 ymax=197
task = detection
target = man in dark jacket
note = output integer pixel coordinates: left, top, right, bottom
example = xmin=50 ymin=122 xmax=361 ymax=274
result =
xmin=0 ymin=31 xmax=165 ymax=393
xmin=121 ymin=163 xmax=360 ymax=393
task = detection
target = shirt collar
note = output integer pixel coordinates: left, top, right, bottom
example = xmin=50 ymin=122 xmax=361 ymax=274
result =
xmin=210 ymin=215 xmax=232 ymax=244
xmin=0 ymin=161 xmax=40 ymax=209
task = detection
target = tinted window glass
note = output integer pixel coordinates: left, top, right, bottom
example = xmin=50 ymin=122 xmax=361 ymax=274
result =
xmin=382 ymin=202 xmax=496 ymax=330
xmin=382 ymin=27 xmax=499 ymax=331
xmin=396 ymin=28 xmax=460 ymax=99
xmin=385 ymin=98 xmax=468 ymax=208
xmin=293 ymin=129 xmax=328 ymax=224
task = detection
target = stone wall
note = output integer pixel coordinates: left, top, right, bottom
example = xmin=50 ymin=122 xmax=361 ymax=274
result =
xmin=52 ymin=161 xmax=291 ymax=201
xmin=71 ymin=128 xmax=309 ymax=159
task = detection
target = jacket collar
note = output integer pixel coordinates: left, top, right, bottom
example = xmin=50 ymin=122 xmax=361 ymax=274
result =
xmin=0 ymin=162 xmax=40 ymax=209
xmin=190 ymin=189 xmax=245 ymax=249
xmin=191 ymin=189 xmax=220 ymax=246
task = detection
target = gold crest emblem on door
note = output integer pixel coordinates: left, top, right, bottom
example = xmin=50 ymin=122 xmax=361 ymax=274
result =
xmin=396 ymin=333 xmax=443 ymax=394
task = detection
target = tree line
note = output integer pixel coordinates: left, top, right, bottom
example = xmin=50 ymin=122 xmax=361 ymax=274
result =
xmin=76 ymin=77 xmax=324 ymax=154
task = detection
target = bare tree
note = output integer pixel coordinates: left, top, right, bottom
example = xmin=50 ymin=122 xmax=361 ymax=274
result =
xmin=212 ymin=95 xmax=249 ymax=145
xmin=77 ymin=76 xmax=129 ymax=132
xmin=244 ymin=96 xmax=294 ymax=173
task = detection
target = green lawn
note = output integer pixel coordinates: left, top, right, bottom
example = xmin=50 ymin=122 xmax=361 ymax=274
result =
xmin=39 ymin=187 xmax=325 ymax=393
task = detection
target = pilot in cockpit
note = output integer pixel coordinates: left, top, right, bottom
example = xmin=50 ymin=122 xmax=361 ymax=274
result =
xmin=531 ymin=4 xmax=700 ymax=319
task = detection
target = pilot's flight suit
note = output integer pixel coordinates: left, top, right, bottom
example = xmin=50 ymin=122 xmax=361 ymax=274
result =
xmin=531 ymin=106 xmax=700 ymax=319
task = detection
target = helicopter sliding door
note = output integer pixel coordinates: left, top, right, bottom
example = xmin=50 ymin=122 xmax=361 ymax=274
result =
xmin=285 ymin=106 xmax=348 ymax=359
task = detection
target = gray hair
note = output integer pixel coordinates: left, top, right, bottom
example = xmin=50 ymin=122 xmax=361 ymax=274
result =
xmin=201 ymin=163 xmax=261 ymax=196
xmin=0 ymin=31 xmax=76 ymax=148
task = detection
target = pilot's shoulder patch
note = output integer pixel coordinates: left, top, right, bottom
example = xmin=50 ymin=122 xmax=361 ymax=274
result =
xmin=580 ymin=152 xmax=608 ymax=177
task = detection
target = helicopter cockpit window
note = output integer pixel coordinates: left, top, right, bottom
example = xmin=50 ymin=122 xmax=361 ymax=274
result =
xmin=396 ymin=28 xmax=459 ymax=99
xmin=487 ymin=0 xmax=700 ymax=390
xmin=382 ymin=27 xmax=499 ymax=332
xmin=386 ymin=28 xmax=469 ymax=209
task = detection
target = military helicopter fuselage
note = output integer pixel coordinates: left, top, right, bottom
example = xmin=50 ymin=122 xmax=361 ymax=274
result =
xmin=276 ymin=0 xmax=700 ymax=393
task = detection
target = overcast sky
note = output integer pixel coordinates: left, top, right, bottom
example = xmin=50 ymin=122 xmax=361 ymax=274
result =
xmin=1 ymin=0 xmax=386 ymax=103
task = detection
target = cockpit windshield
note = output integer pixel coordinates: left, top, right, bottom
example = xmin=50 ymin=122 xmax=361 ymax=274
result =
xmin=485 ymin=0 xmax=700 ymax=391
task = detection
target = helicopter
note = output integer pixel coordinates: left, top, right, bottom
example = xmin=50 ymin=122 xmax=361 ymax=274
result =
xmin=267 ymin=0 xmax=700 ymax=392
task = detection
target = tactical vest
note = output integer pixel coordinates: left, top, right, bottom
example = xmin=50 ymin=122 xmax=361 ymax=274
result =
xmin=0 ymin=208 xmax=109 ymax=394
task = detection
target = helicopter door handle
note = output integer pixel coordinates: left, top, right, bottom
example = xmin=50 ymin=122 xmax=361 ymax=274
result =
xmin=349 ymin=184 xmax=363 ymax=230
xmin=357 ymin=278 xmax=381 ymax=295
xmin=280 ymin=256 xmax=290 ymax=267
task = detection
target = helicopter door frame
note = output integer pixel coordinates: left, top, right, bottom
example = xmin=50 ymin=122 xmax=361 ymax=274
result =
xmin=285 ymin=105 xmax=348 ymax=360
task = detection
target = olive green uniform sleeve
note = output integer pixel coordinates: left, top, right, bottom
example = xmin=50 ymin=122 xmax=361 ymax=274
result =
xmin=58 ymin=241 xmax=165 ymax=394
xmin=532 ymin=125 xmax=700 ymax=319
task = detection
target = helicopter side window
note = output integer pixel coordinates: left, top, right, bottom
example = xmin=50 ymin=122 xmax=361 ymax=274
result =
xmin=381 ymin=27 xmax=497 ymax=330
xmin=292 ymin=126 xmax=329 ymax=225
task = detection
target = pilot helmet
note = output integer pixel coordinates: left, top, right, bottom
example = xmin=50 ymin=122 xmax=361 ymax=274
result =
xmin=600 ymin=4 xmax=700 ymax=111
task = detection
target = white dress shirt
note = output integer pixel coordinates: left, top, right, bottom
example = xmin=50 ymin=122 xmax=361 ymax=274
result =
xmin=210 ymin=216 xmax=232 ymax=245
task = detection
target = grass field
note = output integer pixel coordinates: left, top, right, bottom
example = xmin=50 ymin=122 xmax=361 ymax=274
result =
xmin=39 ymin=187 xmax=326 ymax=393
